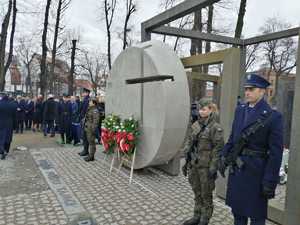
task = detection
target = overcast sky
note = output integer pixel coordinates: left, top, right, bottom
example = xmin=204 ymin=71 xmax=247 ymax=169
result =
xmin=2 ymin=0 xmax=300 ymax=60
xmin=65 ymin=0 xmax=300 ymax=50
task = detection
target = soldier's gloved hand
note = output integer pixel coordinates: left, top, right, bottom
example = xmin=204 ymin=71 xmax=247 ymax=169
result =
xmin=182 ymin=164 xmax=188 ymax=177
xmin=208 ymin=168 xmax=217 ymax=180
xmin=262 ymin=185 xmax=275 ymax=199
xmin=218 ymin=157 xmax=227 ymax=178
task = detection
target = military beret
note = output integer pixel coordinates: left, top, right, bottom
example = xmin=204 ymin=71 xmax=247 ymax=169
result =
xmin=198 ymin=97 xmax=212 ymax=108
xmin=244 ymin=73 xmax=270 ymax=89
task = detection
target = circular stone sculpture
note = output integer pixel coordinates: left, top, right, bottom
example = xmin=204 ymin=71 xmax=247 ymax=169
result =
xmin=106 ymin=40 xmax=190 ymax=169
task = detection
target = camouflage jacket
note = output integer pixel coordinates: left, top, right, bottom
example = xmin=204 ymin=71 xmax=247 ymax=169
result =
xmin=184 ymin=113 xmax=224 ymax=171
xmin=84 ymin=105 xmax=100 ymax=132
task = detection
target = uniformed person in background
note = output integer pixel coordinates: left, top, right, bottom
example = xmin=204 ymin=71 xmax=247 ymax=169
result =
xmin=182 ymin=98 xmax=224 ymax=225
xmin=43 ymin=94 xmax=57 ymax=137
xmin=80 ymin=97 xmax=100 ymax=162
xmin=15 ymin=95 xmax=26 ymax=134
xmin=219 ymin=74 xmax=283 ymax=225
xmin=0 ymin=93 xmax=17 ymax=160
xmin=58 ymin=94 xmax=72 ymax=144
xmin=24 ymin=95 xmax=34 ymax=130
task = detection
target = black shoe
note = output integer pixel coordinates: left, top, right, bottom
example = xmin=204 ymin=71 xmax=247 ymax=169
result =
xmin=78 ymin=151 xmax=88 ymax=156
xmin=84 ymin=156 xmax=94 ymax=162
xmin=1 ymin=154 xmax=6 ymax=160
xmin=50 ymin=134 xmax=55 ymax=137
xmin=183 ymin=217 xmax=200 ymax=225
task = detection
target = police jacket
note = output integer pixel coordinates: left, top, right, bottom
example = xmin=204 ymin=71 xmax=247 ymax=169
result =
xmin=0 ymin=97 xmax=17 ymax=129
xmin=43 ymin=98 xmax=57 ymax=121
xmin=221 ymin=98 xmax=283 ymax=219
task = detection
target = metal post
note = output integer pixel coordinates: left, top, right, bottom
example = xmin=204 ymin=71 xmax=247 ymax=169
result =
xmin=284 ymin=31 xmax=300 ymax=225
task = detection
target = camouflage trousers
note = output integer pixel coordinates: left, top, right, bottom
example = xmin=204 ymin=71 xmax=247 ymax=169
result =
xmin=188 ymin=166 xmax=215 ymax=223
xmin=83 ymin=129 xmax=96 ymax=158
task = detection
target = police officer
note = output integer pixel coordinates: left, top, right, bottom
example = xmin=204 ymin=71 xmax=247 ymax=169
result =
xmin=0 ymin=93 xmax=17 ymax=160
xmin=182 ymin=98 xmax=224 ymax=225
xmin=43 ymin=94 xmax=57 ymax=137
xmin=24 ymin=95 xmax=34 ymax=130
xmin=70 ymin=96 xmax=81 ymax=145
xmin=15 ymin=95 xmax=26 ymax=134
xmin=81 ymin=97 xmax=100 ymax=162
xmin=58 ymin=94 xmax=72 ymax=144
xmin=219 ymin=74 xmax=283 ymax=225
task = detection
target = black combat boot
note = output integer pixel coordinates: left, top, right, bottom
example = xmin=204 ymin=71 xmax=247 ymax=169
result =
xmin=0 ymin=154 xmax=6 ymax=160
xmin=183 ymin=216 xmax=200 ymax=225
xmin=78 ymin=148 xmax=88 ymax=156
xmin=84 ymin=156 xmax=94 ymax=162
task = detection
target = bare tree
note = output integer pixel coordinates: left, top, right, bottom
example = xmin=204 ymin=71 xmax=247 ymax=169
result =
xmin=0 ymin=0 xmax=12 ymax=91
xmin=49 ymin=0 xmax=71 ymax=93
xmin=234 ymin=0 xmax=247 ymax=39
xmin=15 ymin=37 xmax=37 ymax=94
xmin=78 ymin=50 xmax=108 ymax=96
xmin=203 ymin=5 xmax=213 ymax=73
xmin=104 ymin=0 xmax=117 ymax=70
xmin=122 ymin=0 xmax=136 ymax=50
xmin=40 ymin=0 xmax=52 ymax=95
xmin=260 ymin=17 xmax=297 ymax=105
xmin=4 ymin=0 xmax=17 ymax=77
xmin=159 ymin=0 xmax=192 ymax=52
xmin=245 ymin=44 xmax=259 ymax=71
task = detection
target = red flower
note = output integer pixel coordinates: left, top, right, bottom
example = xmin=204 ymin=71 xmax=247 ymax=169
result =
xmin=127 ymin=133 xmax=135 ymax=141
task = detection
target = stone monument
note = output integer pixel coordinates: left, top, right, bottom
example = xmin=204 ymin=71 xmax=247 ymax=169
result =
xmin=105 ymin=40 xmax=190 ymax=170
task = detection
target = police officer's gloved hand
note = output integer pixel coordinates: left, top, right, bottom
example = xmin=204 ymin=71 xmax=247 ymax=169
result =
xmin=262 ymin=185 xmax=275 ymax=199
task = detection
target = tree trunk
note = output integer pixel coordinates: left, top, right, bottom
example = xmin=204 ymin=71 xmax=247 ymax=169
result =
xmin=40 ymin=0 xmax=52 ymax=96
xmin=26 ymin=64 xmax=33 ymax=95
xmin=4 ymin=0 xmax=17 ymax=77
xmin=0 ymin=0 xmax=12 ymax=91
xmin=69 ymin=39 xmax=77 ymax=96
xmin=190 ymin=9 xmax=206 ymax=102
xmin=49 ymin=0 xmax=62 ymax=93
xmin=234 ymin=0 xmax=247 ymax=39
xmin=104 ymin=0 xmax=116 ymax=71
xmin=203 ymin=5 xmax=213 ymax=73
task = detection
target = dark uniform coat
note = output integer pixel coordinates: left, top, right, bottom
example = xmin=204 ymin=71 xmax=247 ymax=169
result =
xmin=25 ymin=100 xmax=34 ymax=119
xmin=16 ymin=99 xmax=26 ymax=121
xmin=58 ymin=101 xmax=72 ymax=133
xmin=222 ymin=98 xmax=283 ymax=219
xmin=0 ymin=96 xmax=17 ymax=154
xmin=43 ymin=98 xmax=57 ymax=121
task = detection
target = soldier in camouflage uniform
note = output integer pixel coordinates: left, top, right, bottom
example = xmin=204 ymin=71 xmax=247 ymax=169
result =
xmin=182 ymin=98 xmax=224 ymax=225
xmin=82 ymin=97 xmax=100 ymax=162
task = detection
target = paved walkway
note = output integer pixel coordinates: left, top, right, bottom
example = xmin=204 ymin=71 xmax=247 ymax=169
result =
xmin=0 ymin=132 xmax=282 ymax=225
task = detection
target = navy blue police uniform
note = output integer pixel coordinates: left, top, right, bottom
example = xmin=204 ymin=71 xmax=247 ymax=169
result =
xmin=58 ymin=96 xmax=72 ymax=144
xmin=78 ymin=88 xmax=90 ymax=156
xmin=0 ymin=95 xmax=17 ymax=159
xmin=16 ymin=98 xmax=26 ymax=133
xmin=221 ymin=74 xmax=283 ymax=225
xmin=25 ymin=98 xmax=34 ymax=129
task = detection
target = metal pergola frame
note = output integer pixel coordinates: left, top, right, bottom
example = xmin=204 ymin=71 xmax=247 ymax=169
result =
xmin=141 ymin=0 xmax=300 ymax=46
xmin=140 ymin=1 xmax=300 ymax=225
